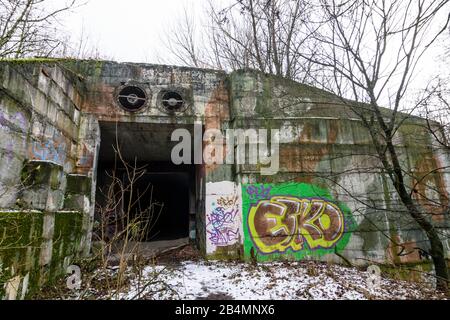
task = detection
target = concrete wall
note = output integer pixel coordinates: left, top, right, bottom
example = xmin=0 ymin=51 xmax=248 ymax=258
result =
xmin=204 ymin=70 xmax=450 ymax=274
xmin=0 ymin=60 xmax=449 ymax=298
xmin=0 ymin=61 xmax=92 ymax=299
xmin=0 ymin=60 xmax=230 ymax=298
xmin=73 ymin=60 xmax=229 ymax=253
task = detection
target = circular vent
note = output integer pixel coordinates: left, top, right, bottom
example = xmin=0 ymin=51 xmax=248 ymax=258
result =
xmin=117 ymin=86 xmax=147 ymax=111
xmin=161 ymin=91 xmax=185 ymax=112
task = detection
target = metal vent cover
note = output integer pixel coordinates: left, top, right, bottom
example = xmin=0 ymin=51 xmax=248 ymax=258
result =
xmin=116 ymin=85 xmax=148 ymax=112
xmin=162 ymin=91 xmax=184 ymax=111
xmin=158 ymin=89 xmax=189 ymax=113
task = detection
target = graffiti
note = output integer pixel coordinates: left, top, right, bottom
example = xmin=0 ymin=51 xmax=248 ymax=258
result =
xmin=207 ymin=205 xmax=240 ymax=246
xmin=77 ymin=143 xmax=94 ymax=167
xmin=205 ymin=182 xmax=242 ymax=253
xmin=246 ymin=184 xmax=271 ymax=200
xmin=243 ymin=182 xmax=354 ymax=261
xmin=0 ymin=110 xmax=27 ymax=132
xmin=4 ymin=141 xmax=14 ymax=162
xmin=0 ymin=111 xmax=9 ymax=129
xmin=30 ymin=136 xmax=66 ymax=165
xmin=248 ymin=196 xmax=345 ymax=253
xmin=386 ymin=236 xmax=431 ymax=263
xmin=216 ymin=195 xmax=238 ymax=209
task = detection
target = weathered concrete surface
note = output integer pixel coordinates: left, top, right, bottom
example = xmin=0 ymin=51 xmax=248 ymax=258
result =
xmin=222 ymin=70 xmax=450 ymax=271
xmin=0 ymin=60 xmax=449 ymax=298
xmin=0 ymin=60 xmax=89 ymax=298
xmin=0 ymin=59 xmax=228 ymax=298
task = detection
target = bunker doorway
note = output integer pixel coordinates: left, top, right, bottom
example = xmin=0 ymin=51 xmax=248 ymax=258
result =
xmin=95 ymin=122 xmax=201 ymax=253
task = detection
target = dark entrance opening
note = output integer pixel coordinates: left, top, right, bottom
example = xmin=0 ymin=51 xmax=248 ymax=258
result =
xmin=95 ymin=122 xmax=198 ymax=249
xmin=148 ymin=173 xmax=188 ymax=240
xmin=120 ymin=165 xmax=192 ymax=241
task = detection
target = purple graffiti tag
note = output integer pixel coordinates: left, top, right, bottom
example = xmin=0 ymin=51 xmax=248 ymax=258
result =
xmin=207 ymin=206 xmax=240 ymax=246
xmin=207 ymin=227 xmax=239 ymax=246
xmin=0 ymin=111 xmax=27 ymax=132
xmin=246 ymin=184 xmax=272 ymax=200
xmin=12 ymin=113 xmax=27 ymax=130
xmin=0 ymin=112 xmax=8 ymax=128
xmin=5 ymin=141 xmax=14 ymax=162
xmin=208 ymin=207 xmax=238 ymax=227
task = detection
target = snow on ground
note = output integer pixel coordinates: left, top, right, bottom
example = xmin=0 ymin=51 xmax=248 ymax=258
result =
xmin=107 ymin=260 xmax=444 ymax=300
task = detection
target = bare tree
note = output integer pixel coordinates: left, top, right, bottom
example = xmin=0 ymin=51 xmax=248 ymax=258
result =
xmin=162 ymin=0 xmax=320 ymax=83
xmin=421 ymin=27 xmax=450 ymax=151
xmin=300 ymin=0 xmax=450 ymax=292
xmin=161 ymin=8 xmax=206 ymax=68
xmin=56 ymin=21 xmax=120 ymax=61
xmin=78 ymin=131 xmax=165 ymax=300
xmin=162 ymin=0 xmax=450 ymax=292
xmin=0 ymin=0 xmax=79 ymax=58
xmin=420 ymin=81 xmax=450 ymax=152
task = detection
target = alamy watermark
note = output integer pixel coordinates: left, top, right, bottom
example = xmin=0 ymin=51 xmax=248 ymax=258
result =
xmin=366 ymin=265 xmax=381 ymax=291
xmin=171 ymin=124 xmax=280 ymax=175
xmin=66 ymin=265 xmax=82 ymax=290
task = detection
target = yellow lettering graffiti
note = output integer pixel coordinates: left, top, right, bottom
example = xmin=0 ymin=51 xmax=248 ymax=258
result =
xmin=248 ymin=196 xmax=345 ymax=253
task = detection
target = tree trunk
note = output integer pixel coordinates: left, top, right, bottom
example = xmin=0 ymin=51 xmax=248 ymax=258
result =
xmin=427 ymin=228 xmax=449 ymax=292
xmin=408 ymin=202 xmax=448 ymax=292
xmin=389 ymin=143 xmax=449 ymax=293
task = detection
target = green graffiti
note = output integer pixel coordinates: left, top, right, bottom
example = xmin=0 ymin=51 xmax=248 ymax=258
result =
xmin=242 ymin=182 xmax=355 ymax=261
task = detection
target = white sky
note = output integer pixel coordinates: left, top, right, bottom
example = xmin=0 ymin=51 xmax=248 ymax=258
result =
xmin=57 ymin=0 xmax=205 ymax=63
xmin=52 ymin=0 xmax=448 ymax=100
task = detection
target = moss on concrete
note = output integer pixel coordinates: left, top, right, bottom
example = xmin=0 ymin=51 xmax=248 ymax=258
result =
xmin=21 ymin=161 xmax=63 ymax=190
xmin=206 ymin=243 xmax=243 ymax=261
xmin=65 ymin=175 xmax=91 ymax=196
xmin=0 ymin=210 xmax=83 ymax=299
xmin=379 ymin=261 xmax=437 ymax=283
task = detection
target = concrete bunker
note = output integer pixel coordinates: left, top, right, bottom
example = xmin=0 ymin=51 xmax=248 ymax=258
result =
xmin=0 ymin=60 xmax=448 ymax=299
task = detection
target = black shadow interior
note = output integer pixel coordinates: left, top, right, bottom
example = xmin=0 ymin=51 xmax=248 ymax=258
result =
xmin=95 ymin=122 xmax=196 ymax=242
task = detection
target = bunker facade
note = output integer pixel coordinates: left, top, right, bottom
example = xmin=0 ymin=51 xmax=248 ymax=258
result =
xmin=0 ymin=60 xmax=449 ymax=298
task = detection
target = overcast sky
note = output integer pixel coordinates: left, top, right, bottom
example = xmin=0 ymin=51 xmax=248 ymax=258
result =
xmin=58 ymin=0 xmax=205 ymax=63
xmin=53 ymin=0 xmax=447 ymax=99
